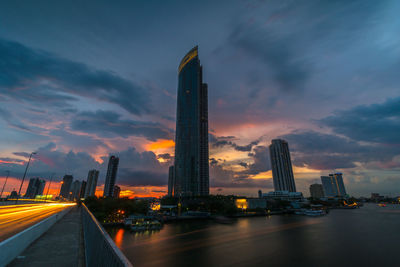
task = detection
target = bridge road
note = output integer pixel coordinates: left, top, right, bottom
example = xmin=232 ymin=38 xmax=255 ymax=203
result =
xmin=0 ymin=203 xmax=75 ymax=241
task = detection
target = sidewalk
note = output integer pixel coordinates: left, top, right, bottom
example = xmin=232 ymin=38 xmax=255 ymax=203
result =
xmin=9 ymin=206 xmax=85 ymax=267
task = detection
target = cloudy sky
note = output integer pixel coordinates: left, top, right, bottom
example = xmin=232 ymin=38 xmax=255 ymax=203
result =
xmin=0 ymin=0 xmax=399 ymax=197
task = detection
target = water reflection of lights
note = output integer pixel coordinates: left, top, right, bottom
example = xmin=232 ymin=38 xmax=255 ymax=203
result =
xmin=114 ymin=228 xmax=125 ymax=248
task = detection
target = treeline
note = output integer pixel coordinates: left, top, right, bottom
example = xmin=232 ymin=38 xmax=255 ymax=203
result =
xmin=84 ymin=196 xmax=149 ymax=222
xmin=162 ymin=195 xmax=238 ymax=215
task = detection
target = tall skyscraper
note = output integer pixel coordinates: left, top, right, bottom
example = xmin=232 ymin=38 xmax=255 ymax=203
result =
xmin=167 ymin=166 xmax=174 ymax=197
xmin=24 ymin=178 xmax=46 ymax=198
xmin=103 ymin=156 xmax=119 ymax=197
xmin=269 ymin=139 xmax=296 ymax=192
xmin=321 ymin=173 xmax=347 ymax=197
xmin=79 ymin=181 xmax=87 ymax=199
xmin=85 ymin=169 xmax=99 ymax=198
xmin=309 ymin=184 xmax=324 ymax=199
xmin=71 ymin=180 xmax=82 ymax=201
xmin=60 ymin=175 xmax=73 ymax=199
xmin=173 ymin=46 xmax=209 ymax=197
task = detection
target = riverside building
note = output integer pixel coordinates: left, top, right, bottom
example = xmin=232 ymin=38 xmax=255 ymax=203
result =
xmin=173 ymin=46 xmax=209 ymax=197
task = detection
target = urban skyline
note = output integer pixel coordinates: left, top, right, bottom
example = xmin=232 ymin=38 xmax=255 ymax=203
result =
xmin=0 ymin=1 xmax=399 ymax=198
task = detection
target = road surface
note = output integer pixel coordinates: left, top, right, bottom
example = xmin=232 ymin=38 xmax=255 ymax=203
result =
xmin=0 ymin=203 xmax=75 ymax=241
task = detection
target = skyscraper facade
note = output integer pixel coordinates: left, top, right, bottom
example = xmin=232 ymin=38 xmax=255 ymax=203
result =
xmin=103 ymin=156 xmax=119 ymax=197
xmin=113 ymin=185 xmax=121 ymax=199
xmin=79 ymin=181 xmax=87 ymax=199
xmin=60 ymin=175 xmax=73 ymax=199
xmin=168 ymin=166 xmax=174 ymax=197
xmin=309 ymin=183 xmax=324 ymax=199
xmin=321 ymin=173 xmax=347 ymax=197
xmin=71 ymin=180 xmax=82 ymax=201
xmin=85 ymin=169 xmax=99 ymax=198
xmin=173 ymin=46 xmax=209 ymax=197
xmin=269 ymin=139 xmax=296 ymax=192
xmin=24 ymin=178 xmax=46 ymax=198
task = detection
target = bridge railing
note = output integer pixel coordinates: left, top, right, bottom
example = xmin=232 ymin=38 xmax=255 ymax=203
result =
xmin=81 ymin=203 xmax=133 ymax=267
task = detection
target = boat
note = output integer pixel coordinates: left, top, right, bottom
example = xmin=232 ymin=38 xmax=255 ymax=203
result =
xmin=295 ymin=209 xmax=326 ymax=216
xmin=304 ymin=210 xmax=325 ymax=216
xmin=124 ymin=215 xmax=163 ymax=232
xmin=130 ymin=220 xmax=162 ymax=232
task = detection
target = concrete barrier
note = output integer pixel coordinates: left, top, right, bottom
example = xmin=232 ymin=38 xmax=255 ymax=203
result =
xmin=0 ymin=206 xmax=73 ymax=267
xmin=82 ymin=203 xmax=132 ymax=267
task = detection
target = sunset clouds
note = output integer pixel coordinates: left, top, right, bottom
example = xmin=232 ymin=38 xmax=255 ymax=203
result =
xmin=0 ymin=0 xmax=399 ymax=197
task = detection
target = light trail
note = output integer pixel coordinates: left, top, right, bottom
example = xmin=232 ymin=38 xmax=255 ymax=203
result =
xmin=0 ymin=203 xmax=76 ymax=242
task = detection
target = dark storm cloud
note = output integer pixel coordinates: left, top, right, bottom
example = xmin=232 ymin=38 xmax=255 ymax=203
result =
xmin=239 ymin=146 xmax=271 ymax=176
xmin=0 ymin=38 xmax=149 ymax=115
xmin=157 ymin=153 xmax=173 ymax=160
xmin=117 ymin=169 xmax=167 ymax=187
xmin=70 ymin=110 xmax=173 ymax=141
xmin=213 ymin=138 xmax=260 ymax=152
xmin=0 ymin=107 xmax=33 ymax=133
xmin=320 ymin=97 xmax=400 ymax=144
xmin=281 ymin=131 xmax=400 ymax=170
xmin=105 ymin=147 xmax=169 ymax=186
xmin=227 ymin=24 xmax=309 ymax=92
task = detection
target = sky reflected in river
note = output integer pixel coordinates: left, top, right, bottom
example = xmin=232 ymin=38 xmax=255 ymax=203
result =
xmin=108 ymin=204 xmax=400 ymax=267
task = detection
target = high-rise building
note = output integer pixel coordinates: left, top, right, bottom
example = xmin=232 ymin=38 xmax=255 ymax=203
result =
xmin=269 ymin=139 xmax=296 ymax=192
xmin=173 ymin=46 xmax=209 ymax=197
xmin=103 ymin=156 xmax=119 ymax=197
xmin=71 ymin=180 xmax=82 ymax=201
xmin=24 ymin=178 xmax=46 ymax=198
xmin=60 ymin=175 xmax=73 ymax=199
xmin=321 ymin=173 xmax=347 ymax=197
xmin=309 ymin=184 xmax=324 ymax=199
xmin=113 ymin=185 xmax=121 ymax=199
xmin=79 ymin=181 xmax=87 ymax=199
xmin=85 ymin=170 xmax=99 ymax=198
xmin=167 ymin=166 xmax=174 ymax=197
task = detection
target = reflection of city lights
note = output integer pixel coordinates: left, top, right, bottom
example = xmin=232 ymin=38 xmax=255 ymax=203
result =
xmin=114 ymin=228 xmax=125 ymax=248
xmin=151 ymin=203 xmax=161 ymax=211
xmin=235 ymin=199 xmax=248 ymax=210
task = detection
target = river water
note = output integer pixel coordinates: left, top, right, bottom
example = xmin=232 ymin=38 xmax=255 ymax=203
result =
xmin=108 ymin=204 xmax=400 ymax=267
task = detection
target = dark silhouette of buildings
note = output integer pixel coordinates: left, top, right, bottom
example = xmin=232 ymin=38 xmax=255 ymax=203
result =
xmin=310 ymin=183 xmax=324 ymax=199
xmin=269 ymin=139 xmax=296 ymax=192
xmin=168 ymin=166 xmax=174 ymax=197
xmin=103 ymin=156 xmax=119 ymax=197
xmin=71 ymin=180 xmax=82 ymax=201
xmin=85 ymin=169 xmax=99 ymax=198
xmin=79 ymin=180 xmax=87 ymax=199
xmin=173 ymin=46 xmax=209 ymax=197
xmin=321 ymin=173 xmax=347 ymax=197
xmin=113 ymin=185 xmax=121 ymax=198
xmin=24 ymin=177 xmax=46 ymax=198
xmin=60 ymin=175 xmax=73 ymax=199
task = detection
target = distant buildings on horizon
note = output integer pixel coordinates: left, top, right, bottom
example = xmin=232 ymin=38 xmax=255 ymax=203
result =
xmin=53 ymin=155 xmax=121 ymax=201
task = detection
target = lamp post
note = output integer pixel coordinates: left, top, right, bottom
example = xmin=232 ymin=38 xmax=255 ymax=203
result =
xmin=0 ymin=170 xmax=10 ymax=199
xmin=45 ymin=173 xmax=55 ymax=203
xmin=16 ymin=152 xmax=36 ymax=203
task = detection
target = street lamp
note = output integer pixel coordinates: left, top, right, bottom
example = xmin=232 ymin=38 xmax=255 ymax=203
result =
xmin=0 ymin=170 xmax=10 ymax=199
xmin=16 ymin=152 xmax=37 ymax=203
xmin=45 ymin=173 xmax=55 ymax=203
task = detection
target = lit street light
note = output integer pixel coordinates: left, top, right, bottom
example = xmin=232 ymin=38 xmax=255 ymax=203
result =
xmin=16 ymin=152 xmax=37 ymax=203
xmin=0 ymin=170 xmax=10 ymax=199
